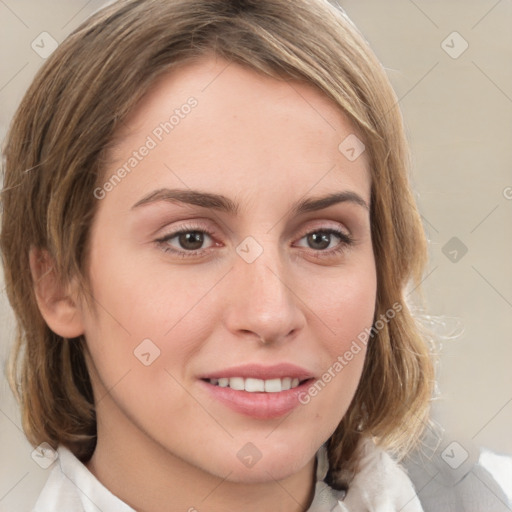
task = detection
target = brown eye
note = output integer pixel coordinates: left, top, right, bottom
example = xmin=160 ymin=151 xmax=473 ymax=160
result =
xmin=297 ymin=229 xmax=349 ymax=251
xmin=177 ymin=231 xmax=205 ymax=250
xmin=306 ymin=231 xmax=332 ymax=250
xmin=159 ymin=229 xmax=215 ymax=254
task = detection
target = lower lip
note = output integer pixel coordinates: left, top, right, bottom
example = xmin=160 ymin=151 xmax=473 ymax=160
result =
xmin=199 ymin=379 xmax=314 ymax=419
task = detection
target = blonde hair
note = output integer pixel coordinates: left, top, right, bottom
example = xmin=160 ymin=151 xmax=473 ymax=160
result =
xmin=1 ymin=0 xmax=433 ymax=485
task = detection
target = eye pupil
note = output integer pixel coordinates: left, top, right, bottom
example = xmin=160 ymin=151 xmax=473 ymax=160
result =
xmin=307 ymin=232 xmax=331 ymax=250
xmin=179 ymin=231 xmax=204 ymax=250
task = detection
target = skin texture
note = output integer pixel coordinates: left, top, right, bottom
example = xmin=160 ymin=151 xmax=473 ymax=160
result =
xmin=37 ymin=56 xmax=377 ymax=511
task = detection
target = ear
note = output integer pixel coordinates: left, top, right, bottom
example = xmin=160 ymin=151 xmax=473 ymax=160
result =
xmin=29 ymin=247 xmax=85 ymax=338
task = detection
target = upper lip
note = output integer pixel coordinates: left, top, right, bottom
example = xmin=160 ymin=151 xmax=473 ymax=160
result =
xmin=199 ymin=363 xmax=314 ymax=381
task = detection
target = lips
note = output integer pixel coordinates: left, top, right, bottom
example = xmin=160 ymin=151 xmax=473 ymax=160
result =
xmin=198 ymin=363 xmax=315 ymax=419
xmin=198 ymin=363 xmax=313 ymax=381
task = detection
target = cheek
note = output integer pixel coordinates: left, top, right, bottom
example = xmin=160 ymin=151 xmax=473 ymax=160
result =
xmin=295 ymin=258 xmax=377 ymax=418
xmin=80 ymin=262 xmax=219 ymax=434
xmin=80 ymin=245 xmax=224 ymax=387
xmin=306 ymin=258 xmax=377 ymax=352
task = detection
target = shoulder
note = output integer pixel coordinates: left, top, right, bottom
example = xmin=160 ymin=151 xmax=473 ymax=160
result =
xmin=340 ymin=437 xmax=424 ymax=512
xmin=32 ymin=446 xmax=135 ymax=512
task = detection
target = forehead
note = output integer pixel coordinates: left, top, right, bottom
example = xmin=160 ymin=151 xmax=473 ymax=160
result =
xmin=102 ymin=55 xmax=370 ymax=207
xmin=120 ymin=55 xmax=361 ymax=132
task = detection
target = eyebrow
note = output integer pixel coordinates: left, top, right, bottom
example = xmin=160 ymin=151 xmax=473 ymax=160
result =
xmin=131 ymin=188 xmax=369 ymax=214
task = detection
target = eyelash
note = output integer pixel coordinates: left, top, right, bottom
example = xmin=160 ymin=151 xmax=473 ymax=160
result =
xmin=155 ymin=223 xmax=354 ymax=259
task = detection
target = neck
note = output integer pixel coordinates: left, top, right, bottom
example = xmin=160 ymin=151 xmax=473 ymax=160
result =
xmin=87 ymin=394 xmax=317 ymax=512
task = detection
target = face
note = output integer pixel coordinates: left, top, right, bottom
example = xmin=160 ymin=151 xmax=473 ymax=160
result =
xmin=80 ymin=56 xmax=376 ymax=483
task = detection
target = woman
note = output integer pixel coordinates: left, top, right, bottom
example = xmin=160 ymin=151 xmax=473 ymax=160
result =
xmin=1 ymin=0 xmax=433 ymax=510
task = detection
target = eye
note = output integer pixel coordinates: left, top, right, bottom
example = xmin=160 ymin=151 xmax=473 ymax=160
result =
xmin=155 ymin=224 xmax=352 ymax=260
xmin=173 ymin=231 xmax=211 ymax=251
xmin=295 ymin=228 xmax=353 ymax=252
xmin=156 ymin=226 xmax=217 ymax=256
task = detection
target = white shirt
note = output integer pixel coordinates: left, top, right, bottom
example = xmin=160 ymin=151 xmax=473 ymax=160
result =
xmin=33 ymin=438 xmax=423 ymax=512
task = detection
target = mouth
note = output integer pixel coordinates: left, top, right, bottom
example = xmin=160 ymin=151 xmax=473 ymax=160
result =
xmin=198 ymin=364 xmax=316 ymax=419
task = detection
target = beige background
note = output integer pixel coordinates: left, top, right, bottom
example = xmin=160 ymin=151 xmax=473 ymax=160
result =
xmin=0 ymin=0 xmax=511 ymax=510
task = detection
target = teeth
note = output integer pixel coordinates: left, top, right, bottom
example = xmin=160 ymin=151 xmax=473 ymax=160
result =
xmin=264 ymin=378 xmax=282 ymax=392
xmin=229 ymin=377 xmax=245 ymax=391
xmin=208 ymin=376 xmax=304 ymax=392
xmin=245 ymin=378 xmax=264 ymax=392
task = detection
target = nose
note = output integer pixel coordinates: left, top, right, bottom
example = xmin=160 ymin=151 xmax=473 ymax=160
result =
xmin=223 ymin=246 xmax=306 ymax=345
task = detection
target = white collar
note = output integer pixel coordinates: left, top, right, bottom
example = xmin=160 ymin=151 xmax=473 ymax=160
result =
xmin=35 ymin=438 xmax=422 ymax=512
xmin=308 ymin=438 xmax=424 ymax=512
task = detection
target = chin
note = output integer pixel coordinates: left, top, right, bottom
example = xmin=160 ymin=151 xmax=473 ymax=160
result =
xmin=222 ymin=458 xmax=308 ymax=484
xmin=201 ymin=439 xmax=317 ymax=484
